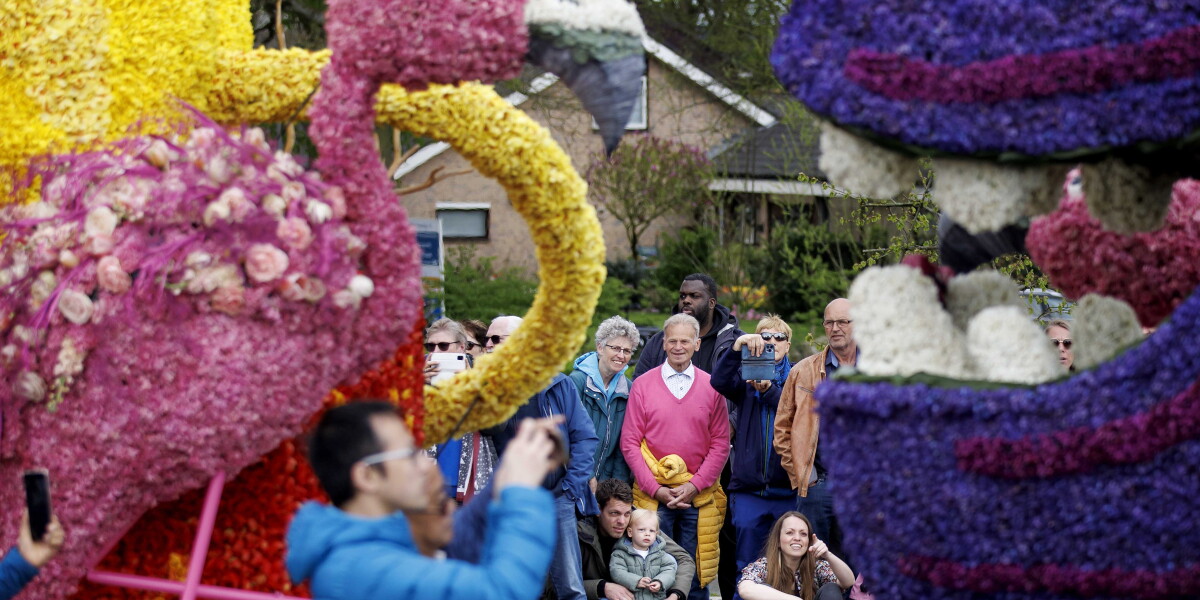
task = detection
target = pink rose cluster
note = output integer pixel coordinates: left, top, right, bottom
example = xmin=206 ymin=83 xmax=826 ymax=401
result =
xmin=1027 ymin=176 xmax=1200 ymax=326
xmin=0 ymin=108 xmax=423 ymax=597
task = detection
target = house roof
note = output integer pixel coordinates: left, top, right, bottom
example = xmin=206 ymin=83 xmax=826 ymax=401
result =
xmin=393 ymin=36 xmax=777 ymax=179
xmin=710 ymin=119 xmax=825 ymax=181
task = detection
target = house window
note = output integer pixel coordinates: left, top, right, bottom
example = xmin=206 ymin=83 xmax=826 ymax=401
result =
xmin=436 ymin=203 xmax=490 ymax=240
xmin=593 ymin=75 xmax=648 ymax=131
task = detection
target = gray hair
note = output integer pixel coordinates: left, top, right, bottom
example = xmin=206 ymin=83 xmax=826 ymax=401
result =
xmin=1044 ymin=319 xmax=1071 ymax=334
xmin=426 ymin=317 xmax=468 ymax=344
xmin=595 ymin=316 xmax=641 ymax=350
xmin=662 ymin=313 xmax=700 ymax=339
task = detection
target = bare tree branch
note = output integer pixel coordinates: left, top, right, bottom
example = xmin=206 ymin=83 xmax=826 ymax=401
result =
xmin=387 ymin=135 xmax=422 ymax=178
xmin=396 ymin=166 xmax=474 ymax=195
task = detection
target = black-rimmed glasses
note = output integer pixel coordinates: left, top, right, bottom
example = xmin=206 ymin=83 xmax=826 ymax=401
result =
xmin=424 ymin=341 xmax=457 ymax=352
xmin=823 ymin=319 xmax=852 ymax=329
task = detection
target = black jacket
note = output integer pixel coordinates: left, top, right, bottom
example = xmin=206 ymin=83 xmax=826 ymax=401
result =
xmin=632 ymin=303 xmax=744 ymax=379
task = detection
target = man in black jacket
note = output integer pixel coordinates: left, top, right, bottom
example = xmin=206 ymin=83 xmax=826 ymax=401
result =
xmin=633 ymin=274 xmax=743 ymax=379
xmin=579 ymin=479 xmax=695 ymax=600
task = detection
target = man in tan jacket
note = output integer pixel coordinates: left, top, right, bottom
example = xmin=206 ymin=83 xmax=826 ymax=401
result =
xmin=772 ymin=298 xmax=857 ymax=561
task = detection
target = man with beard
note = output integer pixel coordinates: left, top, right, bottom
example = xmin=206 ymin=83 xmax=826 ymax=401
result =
xmin=773 ymin=297 xmax=858 ymax=563
xmin=579 ymin=479 xmax=695 ymax=600
xmin=633 ymin=274 xmax=744 ymax=379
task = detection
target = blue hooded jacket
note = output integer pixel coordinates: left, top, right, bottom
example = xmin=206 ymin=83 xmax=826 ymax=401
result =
xmin=285 ymin=486 xmax=555 ymax=600
xmin=569 ymin=351 xmax=633 ymax=484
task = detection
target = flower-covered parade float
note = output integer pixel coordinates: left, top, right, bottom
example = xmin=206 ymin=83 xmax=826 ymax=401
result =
xmin=773 ymin=1 xmax=1200 ymax=598
xmin=1 ymin=0 xmax=645 ymax=596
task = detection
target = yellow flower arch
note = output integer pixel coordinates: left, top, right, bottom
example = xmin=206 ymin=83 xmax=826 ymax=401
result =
xmin=1 ymin=0 xmax=605 ymax=444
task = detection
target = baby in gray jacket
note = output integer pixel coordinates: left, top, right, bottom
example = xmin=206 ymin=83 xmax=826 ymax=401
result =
xmin=608 ymin=509 xmax=678 ymax=600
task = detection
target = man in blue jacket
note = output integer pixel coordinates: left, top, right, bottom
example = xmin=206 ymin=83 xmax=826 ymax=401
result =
xmin=489 ymin=316 xmax=601 ymax=600
xmin=710 ymin=315 xmax=796 ymax=577
xmin=286 ymin=401 xmax=564 ymax=600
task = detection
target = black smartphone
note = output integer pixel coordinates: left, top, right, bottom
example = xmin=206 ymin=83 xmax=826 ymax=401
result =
xmin=23 ymin=470 xmax=50 ymax=542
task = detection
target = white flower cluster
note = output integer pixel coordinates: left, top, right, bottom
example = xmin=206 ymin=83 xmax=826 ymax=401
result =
xmin=1072 ymin=293 xmax=1143 ymax=370
xmin=1081 ymin=157 xmax=1172 ymax=234
xmin=817 ymin=121 xmax=918 ymax=201
xmin=524 ymin=0 xmax=646 ymax=36
xmin=850 ymin=266 xmax=1060 ymax=383
xmin=945 ymin=270 xmax=1023 ymax=331
xmin=849 ymin=266 xmax=971 ymax=379
xmin=933 ymin=158 xmax=1056 ymax=233
xmin=966 ymin=306 xmax=1061 ymax=384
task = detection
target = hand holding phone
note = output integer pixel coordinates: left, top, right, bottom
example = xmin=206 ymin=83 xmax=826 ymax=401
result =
xmin=20 ymin=470 xmax=65 ymax=568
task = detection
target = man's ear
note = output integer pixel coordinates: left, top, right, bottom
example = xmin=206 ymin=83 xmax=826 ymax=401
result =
xmin=350 ymin=461 xmax=380 ymax=495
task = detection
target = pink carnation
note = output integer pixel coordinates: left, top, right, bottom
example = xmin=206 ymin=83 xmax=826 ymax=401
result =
xmin=244 ymin=244 xmax=290 ymax=283
xmin=58 ymin=289 xmax=95 ymax=324
xmin=276 ymin=217 xmax=313 ymax=250
xmin=97 ymin=256 xmax=132 ymax=294
xmin=210 ymin=284 xmax=246 ymax=315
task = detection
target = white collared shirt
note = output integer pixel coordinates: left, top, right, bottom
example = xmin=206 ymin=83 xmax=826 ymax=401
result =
xmin=660 ymin=361 xmax=696 ymax=399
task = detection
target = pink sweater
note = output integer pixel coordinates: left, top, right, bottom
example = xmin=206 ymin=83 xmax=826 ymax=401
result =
xmin=620 ymin=366 xmax=731 ymax=496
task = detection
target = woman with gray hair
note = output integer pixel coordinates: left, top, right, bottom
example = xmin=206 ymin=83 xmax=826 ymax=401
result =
xmin=569 ymin=315 xmax=641 ymax=489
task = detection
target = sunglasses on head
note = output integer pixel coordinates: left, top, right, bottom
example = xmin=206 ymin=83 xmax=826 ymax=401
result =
xmin=424 ymin=341 xmax=456 ymax=352
xmin=1050 ymin=338 xmax=1073 ymax=349
xmin=760 ymin=332 xmax=788 ymax=342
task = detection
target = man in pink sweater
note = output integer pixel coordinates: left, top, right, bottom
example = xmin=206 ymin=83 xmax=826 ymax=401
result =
xmin=621 ymin=313 xmax=730 ymax=600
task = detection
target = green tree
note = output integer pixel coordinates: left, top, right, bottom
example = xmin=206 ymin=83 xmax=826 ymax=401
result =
xmin=587 ymin=135 xmax=715 ymax=259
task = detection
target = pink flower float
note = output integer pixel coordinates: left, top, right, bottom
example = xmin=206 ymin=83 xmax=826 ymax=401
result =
xmin=0 ymin=0 xmax=533 ymax=595
xmin=1027 ymin=173 xmax=1200 ymax=327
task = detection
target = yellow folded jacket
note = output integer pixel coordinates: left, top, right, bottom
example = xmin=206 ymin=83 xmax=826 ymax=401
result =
xmin=631 ymin=440 xmax=727 ymax=588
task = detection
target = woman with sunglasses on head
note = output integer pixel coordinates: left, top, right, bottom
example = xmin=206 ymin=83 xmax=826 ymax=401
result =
xmin=711 ymin=315 xmax=799 ymax=577
xmin=569 ymin=316 xmax=642 ymax=491
xmin=1045 ymin=319 xmax=1075 ymax=371
xmin=737 ymin=512 xmax=853 ymax=600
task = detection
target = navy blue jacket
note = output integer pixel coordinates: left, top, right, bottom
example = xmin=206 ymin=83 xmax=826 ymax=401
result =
xmin=0 ymin=548 xmax=37 ymax=600
xmin=491 ymin=374 xmax=601 ymax=516
xmin=710 ymin=348 xmax=793 ymax=495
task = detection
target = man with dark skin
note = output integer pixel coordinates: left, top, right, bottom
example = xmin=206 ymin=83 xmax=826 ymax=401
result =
xmin=578 ymin=479 xmax=695 ymax=600
xmin=633 ymin=274 xmax=743 ymax=379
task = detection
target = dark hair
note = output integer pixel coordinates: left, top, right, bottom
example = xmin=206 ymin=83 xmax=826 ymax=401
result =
xmin=459 ymin=319 xmax=488 ymax=346
xmin=682 ymin=273 xmax=718 ymax=300
xmin=308 ymin=401 xmax=398 ymax=507
xmin=595 ymin=478 xmax=634 ymax=508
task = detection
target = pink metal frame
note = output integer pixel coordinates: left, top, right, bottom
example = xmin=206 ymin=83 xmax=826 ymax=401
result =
xmin=86 ymin=472 xmax=308 ymax=600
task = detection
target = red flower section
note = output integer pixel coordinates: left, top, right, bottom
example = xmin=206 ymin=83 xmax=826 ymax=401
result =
xmin=844 ymin=24 xmax=1200 ymax=104
xmin=954 ymin=379 xmax=1200 ymax=479
xmin=71 ymin=322 xmax=425 ymax=599
xmin=898 ymin=554 xmax=1200 ymax=598
xmin=1027 ymin=178 xmax=1200 ymax=327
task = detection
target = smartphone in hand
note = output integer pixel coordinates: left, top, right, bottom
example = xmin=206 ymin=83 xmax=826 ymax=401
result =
xmin=428 ymin=352 xmax=469 ymax=384
xmin=23 ymin=470 xmax=50 ymax=542
xmin=741 ymin=344 xmax=776 ymax=381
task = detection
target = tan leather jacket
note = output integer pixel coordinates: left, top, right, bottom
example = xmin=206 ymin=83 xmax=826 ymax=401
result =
xmin=772 ymin=348 xmax=828 ymax=496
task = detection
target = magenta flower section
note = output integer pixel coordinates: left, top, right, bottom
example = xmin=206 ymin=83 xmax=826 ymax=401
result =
xmin=954 ymin=379 xmax=1200 ymax=479
xmin=845 ymin=24 xmax=1200 ymax=104
xmin=1027 ymin=178 xmax=1200 ymax=327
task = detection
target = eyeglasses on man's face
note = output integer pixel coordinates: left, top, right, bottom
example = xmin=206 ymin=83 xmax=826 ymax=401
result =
xmin=487 ymin=334 xmax=509 ymax=345
xmin=604 ymin=344 xmax=634 ymax=356
xmin=760 ymin=332 xmax=788 ymax=342
xmin=1050 ymin=338 xmax=1073 ymax=349
xmin=359 ymin=447 xmax=432 ymax=467
xmin=823 ymin=319 xmax=852 ymax=330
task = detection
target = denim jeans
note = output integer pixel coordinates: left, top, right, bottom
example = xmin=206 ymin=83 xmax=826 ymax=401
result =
xmin=730 ymin=492 xmax=797 ymax=573
xmin=795 ymin=477 xmax=847 ymax=566
xmin=549 ymin=494 xmax=587 ymax=600
xmin=657 ymin=504 xmax=708 ymax=600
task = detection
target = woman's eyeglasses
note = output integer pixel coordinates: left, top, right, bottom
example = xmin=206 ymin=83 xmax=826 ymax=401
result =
xmin=604 ymin=344 xmax=634 ymax=356
xmin=424 ymin=341 xmax=457 ymax=352
xmin=1050 ymin=338 xmax=1073 ymax=349
xmin=760 ymin=333 xmax=788 ymax=342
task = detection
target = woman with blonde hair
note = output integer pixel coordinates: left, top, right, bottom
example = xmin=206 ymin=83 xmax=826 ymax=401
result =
xmin=737 ymin=512 xmax=853 ymax=600
xmin=1044 ymin=319 xmax=1074 ymax=371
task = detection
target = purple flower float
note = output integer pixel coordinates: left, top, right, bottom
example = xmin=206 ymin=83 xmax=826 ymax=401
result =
xmin=772 ymin=1 xmax=1200 ymax=236
xmin=816 ymin=281 xmax=1200 ymax=599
